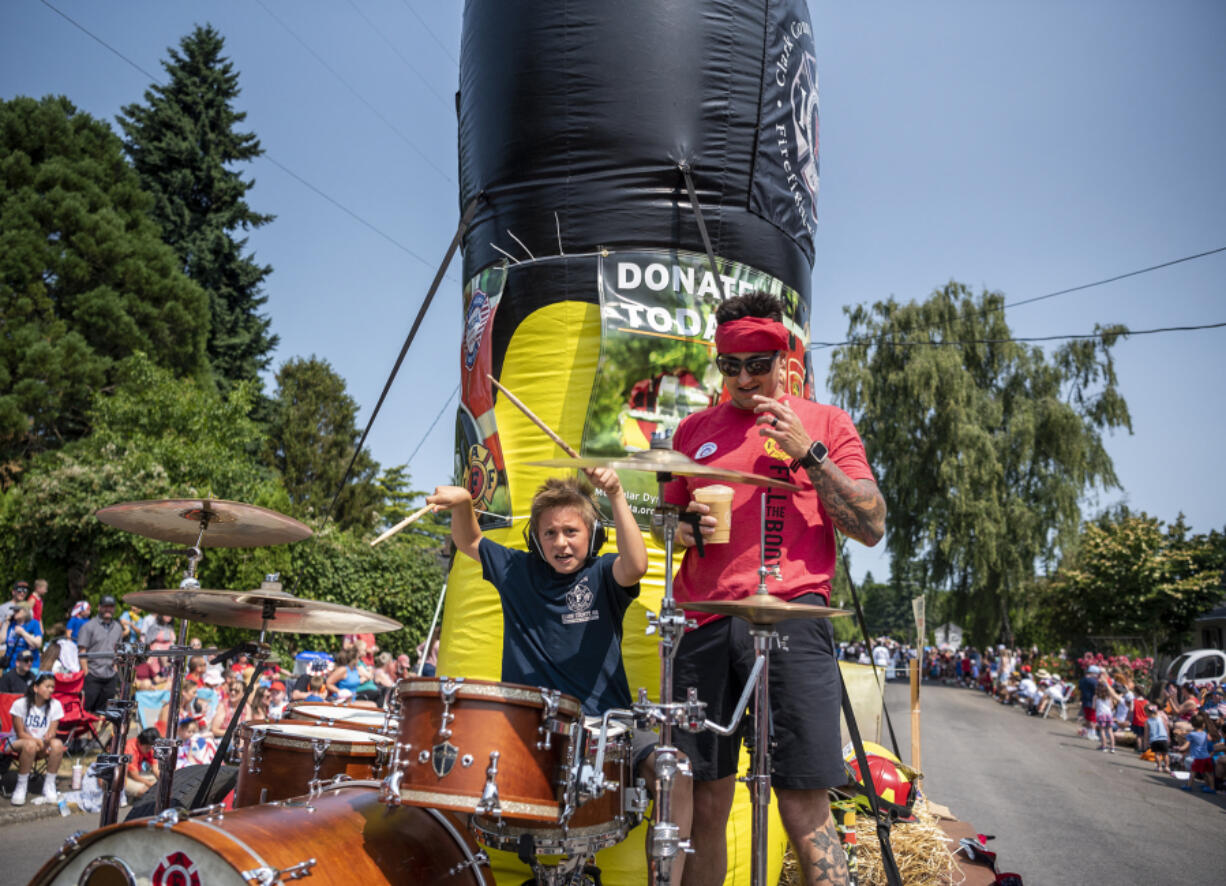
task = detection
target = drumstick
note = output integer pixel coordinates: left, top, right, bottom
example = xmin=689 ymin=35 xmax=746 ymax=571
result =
xmin=487 ymin=374 xmax=580 ymax=458
xmin=370 ymin=504 xmax=433 ymax=547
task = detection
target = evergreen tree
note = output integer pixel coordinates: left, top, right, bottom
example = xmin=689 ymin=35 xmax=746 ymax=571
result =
xmin=0 ymin=95 xmax=208 ymax=474
xmin=118 ymin=24 xmax=277 ymax=387
xmin=828 ymin=282 xmax=1132 ymax=645
xmin=266 ymin=356 xmax=381 ymax=532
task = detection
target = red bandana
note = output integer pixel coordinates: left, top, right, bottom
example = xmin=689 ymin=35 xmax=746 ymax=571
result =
xmin=714 ymin=316 xmax=789 ymax=354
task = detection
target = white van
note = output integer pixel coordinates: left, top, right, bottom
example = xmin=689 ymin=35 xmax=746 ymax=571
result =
xmin=1165 ymin=649 xmax=1226 ymax=685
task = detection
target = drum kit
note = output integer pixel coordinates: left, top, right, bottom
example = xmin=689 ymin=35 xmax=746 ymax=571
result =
xmin=35 ymin=451 xmax=849 ymax=886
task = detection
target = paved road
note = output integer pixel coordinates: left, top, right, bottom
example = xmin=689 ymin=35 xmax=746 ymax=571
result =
xmin=883 ymin=679 xmax=1225 ymax=883
xmin=7 ymin=683 xmax=1224 ymax=884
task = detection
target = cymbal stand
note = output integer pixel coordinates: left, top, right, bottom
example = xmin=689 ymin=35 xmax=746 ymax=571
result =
xmin=153 ymin=515 xmax=210 ymax=813
xmin=746 ymin=492 xmax=783 ymax=886
xmin=188 ymin=601 xmax=274 ymax=810
xmin=637 ymin=470 xmax=700 ymax=886
xmin=97 ymin=641 xmax=147 ymax=827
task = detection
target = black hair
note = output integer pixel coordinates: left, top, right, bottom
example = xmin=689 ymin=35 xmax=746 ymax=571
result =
xmin=714 ymin=291 xmax=784 ymax=325
xmin=25 ymin=672 xmax=55 ymax=707
xmin=138 ymin=726 xmax=160 ymax=746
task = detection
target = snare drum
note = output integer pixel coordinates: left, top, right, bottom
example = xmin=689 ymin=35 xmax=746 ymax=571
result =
xmin=471 ymin=717 xmax=643 ymax=856
xmin=235 ymin=721 xmax=393 ymax=807
xmin=29 ymin=781 xmax=494 ymax=886
xmin=387 ymin=676 xmax=583 ymax=822
xmin=283 ymin=701 xmax=395 ymax=735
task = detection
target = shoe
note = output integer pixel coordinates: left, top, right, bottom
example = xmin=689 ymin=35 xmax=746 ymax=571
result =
xmin=1181 ymin=784 xmax=1192 ymax=791
xmin=1202 ymin=786 xmax=1215 ymax=793
xmin=40 ymin=782 xmax=58 ymax=804
xmin=1109 ymin=749 xmax=1116 ymax=754
xmin=119 ymin=792 xmax=128 ymax=808
xmin=10 ymin=783 xmax=27 ymax=806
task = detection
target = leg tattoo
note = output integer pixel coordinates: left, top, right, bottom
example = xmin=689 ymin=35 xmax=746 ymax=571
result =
xmin=805 ymin=817 xmax=850 ymax=886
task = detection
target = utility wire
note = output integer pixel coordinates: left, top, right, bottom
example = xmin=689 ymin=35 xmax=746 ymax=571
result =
xmin=41 ymin=0 xmax=453 ymax=280
xmin=407 ymin=384 xmax=459 ymax=465
xmin=811 ymin=245 xmax=1226 ymax=351
xmin=1003 ymin=246 xmax=1226 ymax=310
xmin=400 ymin=0 xmax=460 ymax=67
xmin=809 ymin=321 xmax=1226 ymax=350
xmin=344 ymin=0 xmax=454 ymax=112
xmin=253 ymin=0 xmax=455 ymax=185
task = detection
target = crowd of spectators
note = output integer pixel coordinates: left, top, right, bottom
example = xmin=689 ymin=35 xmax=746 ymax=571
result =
xmin=2 ymin=579 xmax=439 ymax=807
xmin=926 ymin=642 xmax=1226 ymax=795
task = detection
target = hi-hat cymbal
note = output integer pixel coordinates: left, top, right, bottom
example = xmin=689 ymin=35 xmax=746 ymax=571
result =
xmin=122 ymin=587 xmax=401 ymax=635
xmin=528 ymin=450 xmax=799 ymax=491
xmin=684 ymin=595 xmax=851 ymax=626
xmin=96 ymin=499 xmax=312 ymax=547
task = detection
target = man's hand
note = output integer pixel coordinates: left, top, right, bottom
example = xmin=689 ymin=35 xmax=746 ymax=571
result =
xmin=584 ymin=467 xmax=622 ymax=498
xmin=426 ymin=486 xmax=473 ymax=511
xmin=751 ymin=395 xmax=812 ymax=461
xmin=676 ymin=501 xmax=717 ymax=548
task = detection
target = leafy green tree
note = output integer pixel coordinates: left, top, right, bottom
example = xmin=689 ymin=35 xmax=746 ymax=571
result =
xmin=118 ymin=24 xmax=276 ymax=387
xmin=266 ymin=356 xmax=381 ymax=532
xmin=1041 ymin=511 xmax=1226 ymax=655
xmin=828 ymin=282 xmax=1132 ymax=646
xmin=0 ymin=95 xmax=208 ymax=472
xmin=0 ymin=353 xmax=287 ymax=614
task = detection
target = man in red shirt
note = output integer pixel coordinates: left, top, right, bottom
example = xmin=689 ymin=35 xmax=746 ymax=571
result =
xmin=660 ymin=292 xmax=885 ymax=886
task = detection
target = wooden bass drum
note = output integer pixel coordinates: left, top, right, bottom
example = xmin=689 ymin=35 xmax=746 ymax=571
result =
xmin=28 ymin=781 xmax=493 ymax=886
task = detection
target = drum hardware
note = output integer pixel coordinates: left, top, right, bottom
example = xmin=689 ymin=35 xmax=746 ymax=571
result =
xmin=197 ymin=802 xmax=227 ymax=823
xmin=80 ymin=856 xmax=137 ymax=885
xmin=437 ymin=677 xmax=462 ymax=739
xmin=241 ymin=857 xmax=317 ymax=886
xmin=448 ymin=849 xmax=492 ymax=879
xmin=311 ymin=736 xmax=330 ymax=780
xmin=147 ymin=807 xmax=183 ymax=830
xmin=537 ymin=688 xmax=563 ymax=750
xmin=248 ymin=727 xmax=267 ymax=773
xmin=56 ymin=831 xmax=86 ymax=859
xmin=473 ymin=751 xmax=502 ymax=817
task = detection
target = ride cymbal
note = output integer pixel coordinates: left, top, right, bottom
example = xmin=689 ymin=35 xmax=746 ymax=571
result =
xmin=122 ymin=587 xmax=401 ymax=635
xmin=96 ymin=499 xmax=313 ymax=547
xmin=527 ymin=450 xmax=799 ymax=491
xmin=684 ymin=595 xmax=851 ymax=626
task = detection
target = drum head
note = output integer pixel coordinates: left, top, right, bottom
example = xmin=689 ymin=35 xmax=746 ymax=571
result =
xmin=249 ymin=722 xmax=390 ymax=751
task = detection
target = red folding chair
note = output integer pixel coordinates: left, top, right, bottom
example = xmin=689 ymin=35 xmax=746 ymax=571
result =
xmin=2 ymin=691 xmax=28 ymax=779
xmin=53 ymin=672 xmax=107 ymax=752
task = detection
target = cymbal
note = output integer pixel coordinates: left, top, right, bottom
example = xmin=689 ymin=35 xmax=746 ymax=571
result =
xmin=684 ymin=595 xmax=851 ymax=625
xmin=96 ymin=499 xmax=312 ymax=547
xmin=527 ymin=449 xmax=799 ymax=491
xmin=121 ymin=587 xmax=401 ymax=635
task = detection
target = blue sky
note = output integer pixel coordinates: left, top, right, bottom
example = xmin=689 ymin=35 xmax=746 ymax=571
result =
xmin=4 ymin=1 xmax=1224 ymax=584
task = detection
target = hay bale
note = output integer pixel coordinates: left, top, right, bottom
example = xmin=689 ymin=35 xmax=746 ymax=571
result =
xmin=779 ymin=797 xmax=960 ymax=886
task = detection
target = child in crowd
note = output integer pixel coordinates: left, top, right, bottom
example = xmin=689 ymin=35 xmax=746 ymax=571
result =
xmin=1145 ymin=703 xmax=1171 ymax=772
xmin=1094 ymin=679 xmax=1121 ymax=753
xmin=1176 ymin=713 xmax=1215 ymax=792
xmin=5 ymin=673 xmax=64 ymax=805
xmin=304 ymin=674 xmax=327 ymax=702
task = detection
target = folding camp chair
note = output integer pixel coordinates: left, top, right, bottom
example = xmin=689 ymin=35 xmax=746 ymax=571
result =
xmin=52 ymin=671 xmax=107 ymax=752
xmin=135 ymin=689 xmax=171 ymax=733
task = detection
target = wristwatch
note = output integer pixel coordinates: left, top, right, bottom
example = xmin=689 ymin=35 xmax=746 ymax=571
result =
xmin=790 ymin=440 xmax=828 ymax=473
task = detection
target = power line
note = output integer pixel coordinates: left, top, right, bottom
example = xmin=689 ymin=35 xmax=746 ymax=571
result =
xmin=1004 ymin=246 xmax=1226 ymax=310
xmin=399 ymin=0 xmax=460 ymax=67
xmin=40 ymin=0 xmax=451 ymax=279
xmin=808 ymin=321 xmax=1226 ymax=350
xmin=344 ymin=0 xmax=454 ymax=112
xmin=811 ymin=244 xmax=1226 ymax=351
xmin=253 ymin=0 xmax=455 ymax=185
xmin=407 ymin=384 xmax=459 ymax=465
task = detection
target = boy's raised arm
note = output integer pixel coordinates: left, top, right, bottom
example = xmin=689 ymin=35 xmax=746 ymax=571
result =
xmin=585 ymin=467 xmax=648 ymax=588
xmin=426 ymin=486 xmax=483 ymax=562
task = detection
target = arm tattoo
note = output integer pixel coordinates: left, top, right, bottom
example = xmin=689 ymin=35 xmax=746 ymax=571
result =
xmin=807 ymin=460 xmax=886 ymax=546
xmin=806 ymin=818 xmax=851 ymax=885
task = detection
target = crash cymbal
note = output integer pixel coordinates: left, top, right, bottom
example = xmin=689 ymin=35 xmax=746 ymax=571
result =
xmin=684 ymin=595 xmax=851 ymax=626
xmin=528 ymin=450 xmax=799 ymax=491
xmin=96 ymin=499 xmax=312 ymax=547
xmin=122 ymin=587 xmax=401 ymax=635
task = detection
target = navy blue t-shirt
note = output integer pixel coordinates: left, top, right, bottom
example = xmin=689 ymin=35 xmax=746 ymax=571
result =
xmin=478 ymin=538 xmax=639 ymax=717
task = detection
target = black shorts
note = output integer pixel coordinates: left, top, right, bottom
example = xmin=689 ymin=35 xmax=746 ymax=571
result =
xmin=1149 ymin=739 xmax=1169 ymax=754
xmin=671 ymin=594 xmax=845 ymax=790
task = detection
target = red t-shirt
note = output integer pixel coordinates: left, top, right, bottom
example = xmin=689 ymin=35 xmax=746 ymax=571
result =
xmin=663 ymin=396 xmax=875 ymax=627
xmin=125 ymin=737 xmax=157 ymax=778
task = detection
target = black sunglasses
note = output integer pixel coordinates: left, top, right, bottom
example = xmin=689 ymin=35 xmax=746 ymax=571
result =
xmin=716 ymin=352 xmax=779 ymax=377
